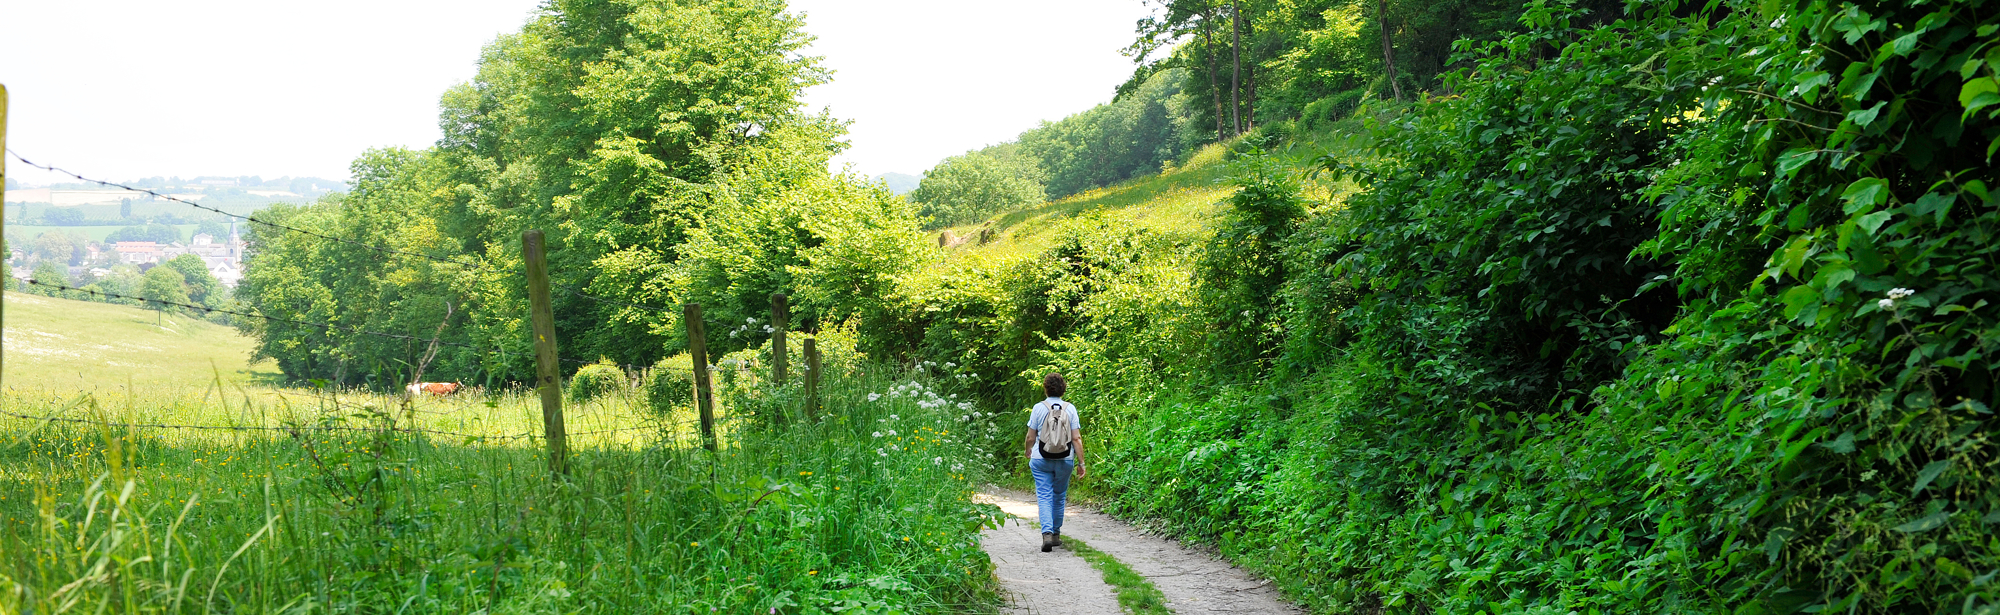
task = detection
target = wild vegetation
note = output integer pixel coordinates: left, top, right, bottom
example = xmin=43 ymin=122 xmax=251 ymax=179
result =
xmin=867 ymin=0 xmax=2000 ymax=611
xmin=0 ymin=303 xmax=1007 ymax=612
xmin=21 ymin=0 xmax=1996 ymax=611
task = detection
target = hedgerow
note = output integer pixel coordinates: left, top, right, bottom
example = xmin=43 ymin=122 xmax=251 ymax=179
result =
xmin=867 ymin=0 xmax=1998 ymax=611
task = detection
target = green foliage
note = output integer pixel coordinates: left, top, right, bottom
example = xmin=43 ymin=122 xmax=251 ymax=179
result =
xmin=32 ymin=232 xmax=75 ymax=264
xmin=27 ymin=261 xmax=72 ymax=296
xmin=235 ymin=0 xmax=914 ymax=390
xmin=159 ymin=253 xmax=219 ymax=305
xmin=1064 ymin=536 xmax=1172 ymax=615
xmin=909 ymin=143 xmax=1046 ymax=228
xmin=860 ymin=0 xmax=2000 ymax=612
xmin=0 ymin=365 xmax=1000 ymax=612
xmin=140 ymin=266 xmax=189 ymax=313
xmin=1018 ymin=68 xmax=1193 ymax=199
xmin=567 ymin=359 xmax=628 ymax=402
xmin=645 ymin=357 xmax=696 ymax=415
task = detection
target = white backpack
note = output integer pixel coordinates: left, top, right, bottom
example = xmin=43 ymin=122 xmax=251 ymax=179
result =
xmin=1036 ymin=401 xmax=1073 ymax=458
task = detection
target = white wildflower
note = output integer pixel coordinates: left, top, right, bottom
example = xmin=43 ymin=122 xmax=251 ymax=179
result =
xmin=890 ymin=414 xmax=898 ymax=420
xmin=933 ymin=457 xmax=943 ymax=465
xmin=868 ymin=393 xmax=881 ymax=402
xmin=873 ymin=431 xmax=883 ymax=438
xmin=763 ymin=325 xmax=775 ymax=333
xmin=1879 ymin=298 xmax=1896 ymax=310
xmin=887 ymin=429 xmax=897 ymax=436
xmin=1888 ymin=287 xmax=1915 ymax=299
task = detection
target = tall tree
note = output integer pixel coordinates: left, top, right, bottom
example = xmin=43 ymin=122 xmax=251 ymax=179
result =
xmin=1378 ymin=0 xmax=1402 ymax=101
xmin=1229 ymin=0 xmax=1244 ymax=134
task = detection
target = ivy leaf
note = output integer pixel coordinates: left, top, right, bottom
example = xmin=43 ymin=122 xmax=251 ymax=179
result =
xmin=1912 ymin=459 xmax=1949 ymax=493
xmin=1841 ymin=178 xmax=1889 ymax=214
xmin=1892 ymin=511 xmax=1949 ymax=533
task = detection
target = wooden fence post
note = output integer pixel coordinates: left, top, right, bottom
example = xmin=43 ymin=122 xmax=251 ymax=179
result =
xmin=803 ymin=337 xmax=821 ymax=420
xmin=770 ymin=293 xmax=789 ymax=385
xmin=522 ymin=229 xmax=566 ymax=476
xmin=2 ymin=83 xmax=10 ymax=383
xmin=685 ymin=303 xmax=716 ymax=450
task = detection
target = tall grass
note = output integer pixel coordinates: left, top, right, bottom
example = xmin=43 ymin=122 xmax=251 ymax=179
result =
xmin=0 ymin=361 xmax=1007 ymax=613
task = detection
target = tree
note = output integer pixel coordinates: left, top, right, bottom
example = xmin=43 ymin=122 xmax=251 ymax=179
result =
xmin=140 ymin=265 xmax=189 ymax=315
xmin=33 ymin=232 xmax=74 ymax=264
xmin=120 ymin=199 xmax=133 ymax=219
xmin=909 ymin=144 xmax=1047 ymax=228
xmin=161 ymin=253 xmax=219 ymax=304
xmin=30 ymin=260 xmax=71 ymax=296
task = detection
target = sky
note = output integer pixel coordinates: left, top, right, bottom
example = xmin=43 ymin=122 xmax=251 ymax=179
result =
xmin=0 ymin=0 xmax=1154 ymax=187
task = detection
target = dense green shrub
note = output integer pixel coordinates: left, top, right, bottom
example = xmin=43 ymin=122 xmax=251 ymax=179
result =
xmin=645 ymin=358 xmax=695 ymax=415
xmin=567 ymin=360 xmax=627 ymax=402
xmin=865 ymin=0 xmax=2000 ymax=612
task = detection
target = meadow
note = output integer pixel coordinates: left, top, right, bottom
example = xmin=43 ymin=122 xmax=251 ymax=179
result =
xmin=0 ymin=296 xmax=1011 ymax=613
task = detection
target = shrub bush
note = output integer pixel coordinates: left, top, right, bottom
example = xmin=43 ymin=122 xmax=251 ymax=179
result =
xmin=644 ymin=357 xmax=695 ymax=414
xmin=567 ymin=360 xmax=626 ymax=402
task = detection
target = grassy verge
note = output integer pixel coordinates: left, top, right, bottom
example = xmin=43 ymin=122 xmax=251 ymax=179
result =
xmin=1062 ymin=536 xmax=1170 ymax=615
xmin=0 ymin=358 xmax=1010 ymax=612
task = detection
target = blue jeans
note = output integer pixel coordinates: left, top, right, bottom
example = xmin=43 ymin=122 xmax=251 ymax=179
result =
xmin=1029 ymin=458 xmax=1075 ymax=534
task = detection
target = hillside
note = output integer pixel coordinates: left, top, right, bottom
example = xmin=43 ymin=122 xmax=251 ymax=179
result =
xmin=1 ymin=291 xmax=278 ymax=389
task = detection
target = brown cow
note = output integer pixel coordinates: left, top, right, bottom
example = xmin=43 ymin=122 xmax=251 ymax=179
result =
xmin=406 ymin=382 xmax=462 ymax=396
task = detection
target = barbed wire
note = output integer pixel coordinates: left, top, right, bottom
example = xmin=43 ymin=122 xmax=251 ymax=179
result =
xmin=11 ymin=150 xmax=676 ymax=316
xmin=13 ymin=278 xmax=702 ymax=375
xmin=8 ymin=150 xmax=484 ymax=268
xmin=0 ymin=407 xmax=697 ymax=441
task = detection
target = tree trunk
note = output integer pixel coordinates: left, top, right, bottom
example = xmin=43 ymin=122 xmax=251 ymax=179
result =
xmin=1202 ymin=3 xmax=1229 ymax=139
xmin=1378 ymin=0 xmax=1402 ymax=102
xmin=1242 ymin=7 xmax=1255 ymax=131
xmin=1229 ymin=0 xmax=1244 ymax=135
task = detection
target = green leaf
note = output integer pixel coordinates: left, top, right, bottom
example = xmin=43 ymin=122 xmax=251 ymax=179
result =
xmin=1963 ymin=77 xmax=2000 ymax=121
xmin=1781 ymin=285 xmax=1820 ymax=320
xmin=1841 ymin=178 xmax=1889 ymax=214
xmin=1892 ymin=511 xmax=1949 ymax=533
xmin=1857 ymin=211 xmax=1893 ymax=235
xmin=1776 ymin=148 xmax=1818 ymax=178
xmin=1912 ymin=459 xmax=1949 ymax=493
xmin=1847 ymin=101 xmax=1886 ymax=128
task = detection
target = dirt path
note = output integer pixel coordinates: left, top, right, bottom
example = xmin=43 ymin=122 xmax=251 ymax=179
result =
xmin=977 ymin=488 xmax=1301 ymax=614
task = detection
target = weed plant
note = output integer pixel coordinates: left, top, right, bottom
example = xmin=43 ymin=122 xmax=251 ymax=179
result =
xmin=0 ymin=361 xmax=1006 ymax=613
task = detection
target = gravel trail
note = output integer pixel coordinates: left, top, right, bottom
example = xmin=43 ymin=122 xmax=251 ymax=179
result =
xmin=977 ymin=488 xmax=1301 ymax=614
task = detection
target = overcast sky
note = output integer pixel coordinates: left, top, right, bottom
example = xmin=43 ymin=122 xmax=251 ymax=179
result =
xmin=0 ymin=0 xmax=1152 ymax=186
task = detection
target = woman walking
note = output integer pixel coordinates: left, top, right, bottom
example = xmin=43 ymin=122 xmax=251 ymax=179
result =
xmin=1024 ymin=372 xmax=1085 ymax=552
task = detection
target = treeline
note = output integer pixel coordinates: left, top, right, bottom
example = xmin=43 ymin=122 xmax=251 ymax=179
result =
xmin=234 ymin=0 xmax=929 ymax=387
xmin=908 ymin=0 xmax=1591 ymax=227
xmin=862 ymin=0 xmax=1999 ymax=612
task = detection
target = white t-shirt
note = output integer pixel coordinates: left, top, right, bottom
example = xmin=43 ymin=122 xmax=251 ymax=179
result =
xmin=1026 ymin=397 xmax=1082 ymax=460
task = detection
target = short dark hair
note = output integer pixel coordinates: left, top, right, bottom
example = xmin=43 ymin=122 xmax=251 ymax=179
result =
xmin=1042 ymin=372 xmax=1067 ymax=398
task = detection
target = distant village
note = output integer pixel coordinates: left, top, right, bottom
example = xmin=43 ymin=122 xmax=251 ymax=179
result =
xmin=8 ymin=227 xmax=249 ymax=287
xmin=4 ymin=174 xmax=345 ymax=294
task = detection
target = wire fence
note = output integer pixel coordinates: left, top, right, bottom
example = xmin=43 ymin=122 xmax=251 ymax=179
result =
xmin=0 ymin=404 xmax=704 ymax=442
xmin=2 ymin=152 xmax=788 ymax=454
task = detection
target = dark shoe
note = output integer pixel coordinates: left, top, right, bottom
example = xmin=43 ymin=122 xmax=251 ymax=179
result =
xmin=1052 ymin=531 xmax=1063 ymax=547
xmin=1040 ymin=532 xmax=1054 ymax=552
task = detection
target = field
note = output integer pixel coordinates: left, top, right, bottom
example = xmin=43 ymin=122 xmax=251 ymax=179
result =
xmin=0 ymin=293 xmax=1010 ymax=612
xmin=2 ymin=291 xmax=281 ymax=389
